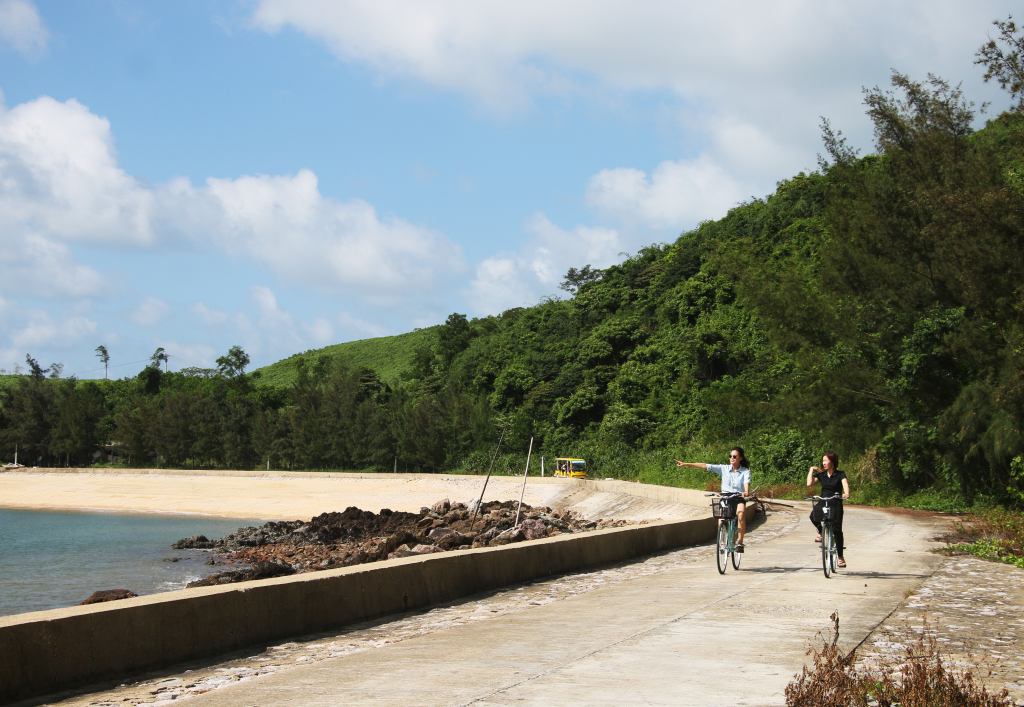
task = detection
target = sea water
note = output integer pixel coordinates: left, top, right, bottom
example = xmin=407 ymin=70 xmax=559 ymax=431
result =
xmin=0 ymin=508 xmax=261 ymax=617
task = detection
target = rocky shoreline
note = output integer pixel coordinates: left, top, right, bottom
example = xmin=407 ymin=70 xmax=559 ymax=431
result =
xmin=175 ymin=499 xmax=644 ymax=588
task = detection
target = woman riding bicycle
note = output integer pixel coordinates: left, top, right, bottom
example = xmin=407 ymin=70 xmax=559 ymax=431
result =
xmin=676 ymin=447 xmax=751 ymax=550
xmin=807 ymin=451 xmax=850 ymax=567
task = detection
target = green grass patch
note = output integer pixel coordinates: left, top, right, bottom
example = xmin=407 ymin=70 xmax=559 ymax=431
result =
xmin=252 ymin=328 xmax=437 ymax=388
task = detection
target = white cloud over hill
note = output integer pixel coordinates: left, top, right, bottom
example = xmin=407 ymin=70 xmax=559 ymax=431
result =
xmin=0 ymin=93 xmax=466 ymax=310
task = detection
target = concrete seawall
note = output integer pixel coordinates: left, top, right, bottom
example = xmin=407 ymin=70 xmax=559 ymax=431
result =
xmin=0 ymin=479 xmax=745 ymax=705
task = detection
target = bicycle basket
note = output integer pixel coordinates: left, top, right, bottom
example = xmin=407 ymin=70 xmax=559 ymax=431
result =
xmin=712 ymin=499 xmax=736 ymax=519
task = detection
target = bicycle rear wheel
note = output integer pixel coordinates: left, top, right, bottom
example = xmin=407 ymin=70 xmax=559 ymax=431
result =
xmin=716 ymin=522 xmax=728 ymax=574
xmin=821 ymin=526 xmax=832 ymax=578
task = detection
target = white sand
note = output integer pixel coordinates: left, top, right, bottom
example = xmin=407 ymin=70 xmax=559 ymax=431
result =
xmin=0 ymin=470 xmax=702 ymax=522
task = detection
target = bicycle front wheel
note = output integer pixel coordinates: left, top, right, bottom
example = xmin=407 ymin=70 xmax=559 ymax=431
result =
xmin=821 ymin=526 xmax=832 ymax=578
xmin=829 ymin=528 xmax=838 ymax=573
xmin=731 ymin=524 xmax=743 ymax=570
xmin=716 ymin=522 xmax=728 ymax=574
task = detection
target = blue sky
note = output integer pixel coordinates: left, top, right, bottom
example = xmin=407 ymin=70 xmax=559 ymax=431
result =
xmin=0 ymin=0 xmax=1017 ymax=379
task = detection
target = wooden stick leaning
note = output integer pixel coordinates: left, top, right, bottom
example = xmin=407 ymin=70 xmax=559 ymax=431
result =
xmin=470 ymin=423 xmax=509 ymax=528
xmin=514 ymin=437 xmax=534 ymax=526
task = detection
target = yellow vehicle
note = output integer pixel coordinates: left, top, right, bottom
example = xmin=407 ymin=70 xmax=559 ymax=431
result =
xmin=554 ymin=458 xmax=587 ymax=479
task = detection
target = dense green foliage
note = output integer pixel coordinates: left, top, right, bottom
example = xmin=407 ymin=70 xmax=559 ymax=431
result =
xmin=3 ymin=31 xmax=1023 ymax=504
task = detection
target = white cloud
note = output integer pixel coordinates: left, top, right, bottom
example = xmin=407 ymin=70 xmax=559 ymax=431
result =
xmin=190 ymin=301 xmax=230 ymax=327
xmin=127 ymin=296 xmax=172 ymax=327
xmin=0 ymin=232 xmax=105 ymax=299
xmin=198 ymin=171 xmax=466 ymax=303
xmin=154 ymin=340 xmax=217 ymax=371
xmin=184 ymin=287 xmax=344 ymax=366
xmin=0 ymin=92 xmax=467 ymax=312
xmin=248 ymin=2 xmax=1012 ymax=111
xmin=585 ymin=156 xmax=754 ymax=232
xmin=466 ymin=213 xmax=623 ymax=316
xmin=250 ymin=0 xmax=1017 ymax=193
xmin=0 ymin=309 xmax=98 ymax=370
xmin=0 ymin=95 xmax=156 ymax=246
xmin=0 ymin=0 xmax=48 ymax=57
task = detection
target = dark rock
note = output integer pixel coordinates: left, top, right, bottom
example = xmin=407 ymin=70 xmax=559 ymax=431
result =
xmin=475 ymin=527 xmax=502 ymax=544
xmin=434 ymin=532 xmax=474 ymax=551
xmin=80 ymin=589 xmax=138 ymax=605
xmin=248 ymin=560 xmax=296 ymax=580
xmin=172 ymin=534 xmax=215 ymax=550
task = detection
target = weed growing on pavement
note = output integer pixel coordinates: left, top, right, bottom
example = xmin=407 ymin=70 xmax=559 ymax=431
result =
xmin=785 ymin=613 xmax=1011 ymax=707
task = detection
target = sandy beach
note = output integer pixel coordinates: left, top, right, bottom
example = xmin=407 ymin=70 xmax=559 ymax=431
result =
xmin=0 ymin=470 xmax=701 ymax=522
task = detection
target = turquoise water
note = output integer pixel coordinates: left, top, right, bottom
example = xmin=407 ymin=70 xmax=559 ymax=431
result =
xmin=0 ymin=509 xmax=261 ymax=617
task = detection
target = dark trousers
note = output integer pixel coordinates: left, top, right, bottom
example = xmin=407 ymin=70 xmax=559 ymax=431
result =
xmin=810 ymin=501 xmax=845 ymax=557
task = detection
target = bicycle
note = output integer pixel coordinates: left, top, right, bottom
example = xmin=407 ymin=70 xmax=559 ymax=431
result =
xmin=707 ymin=492 xmax=745 ymax=573
xmin=805 ymin=493 xmax=843 ymax=578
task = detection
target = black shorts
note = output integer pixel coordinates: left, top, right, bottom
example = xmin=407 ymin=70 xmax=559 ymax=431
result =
xmin=725 ymin=496 xmax=746 ymax=517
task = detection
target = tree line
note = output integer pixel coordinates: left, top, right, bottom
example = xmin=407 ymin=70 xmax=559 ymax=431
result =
xmin=0 ymin=344 xmax=498 ymax=472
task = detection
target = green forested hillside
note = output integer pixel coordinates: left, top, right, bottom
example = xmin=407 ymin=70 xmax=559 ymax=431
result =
xmin=252 ymin=328 xmax=437 ymax=388
xmin=3 ymin=35 xmax=1024 ymax=508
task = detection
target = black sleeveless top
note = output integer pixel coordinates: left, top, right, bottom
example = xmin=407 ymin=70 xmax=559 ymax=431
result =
xmin=814 ymin=469 xmax=847 ymax=499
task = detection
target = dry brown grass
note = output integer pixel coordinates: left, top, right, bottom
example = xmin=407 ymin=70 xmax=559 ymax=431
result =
xmin=785 ymin=613 xmax=1011 ymax=707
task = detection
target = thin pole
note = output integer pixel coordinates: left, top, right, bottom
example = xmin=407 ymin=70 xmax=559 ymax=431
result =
xmin=470 ymin=422 xmax=509 ymax=527
xmin=515 ymin=437 xmax=533 ymax=526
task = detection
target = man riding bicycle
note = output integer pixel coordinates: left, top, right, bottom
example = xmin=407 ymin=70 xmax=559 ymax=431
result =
xmin=676 ymin=447 xmax=751 ymax=550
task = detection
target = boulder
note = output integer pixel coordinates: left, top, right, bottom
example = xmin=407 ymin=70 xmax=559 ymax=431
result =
xmin=434 ymin=532 xmax=474 ymax=551
xmin=489 ymin=527 xmax=526 ymax=546
xmin=519 ymin=518 xmax=547 ymax=541
xmin=172 ymin=534 xmax=215 ymax=550
xmin=411 ymin=544 xmax=443 ymax=554
xmin=475 ymin=527 xmax=502 ymax=544
xmin=247 ymin=560 xmax=296 ymax=580
xmin=80 ymin=589 xmax=138 ymax=605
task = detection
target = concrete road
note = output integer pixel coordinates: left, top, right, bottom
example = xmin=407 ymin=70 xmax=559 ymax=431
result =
xmin=178 ymin=505 xmax=943 ymax=707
